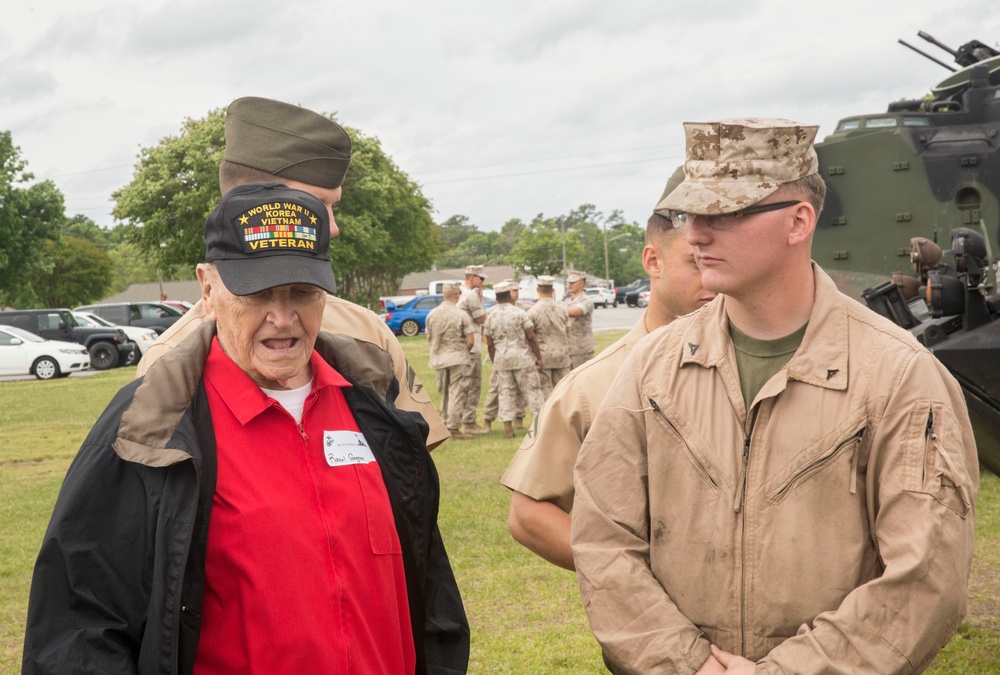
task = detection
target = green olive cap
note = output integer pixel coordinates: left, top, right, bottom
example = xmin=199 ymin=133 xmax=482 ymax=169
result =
xmin=224 ymin=96 xmax=352 ymax=189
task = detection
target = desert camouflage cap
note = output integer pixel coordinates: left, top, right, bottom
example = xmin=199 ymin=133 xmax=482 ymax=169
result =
xmin=566 ymin=271 xmax=587 ymax=283
xmin=493 ymin=280 xmax=514 ymax=293
xmin=464 ymin=264 xmax=486 ymax=279
xmin=536 ymin=274 xmax=556 ymax=286
xmin=656 ymin=118 xmax=819 ymax=215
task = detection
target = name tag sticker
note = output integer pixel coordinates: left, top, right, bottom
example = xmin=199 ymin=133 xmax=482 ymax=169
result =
xmin=323 ymin=431 xmax=375 ymax=467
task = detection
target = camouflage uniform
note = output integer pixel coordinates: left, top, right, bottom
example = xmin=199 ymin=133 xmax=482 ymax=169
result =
xmin=565 ymin=291 xmax=595 ymax=369
xmin=484 ymin=303 xmax=545 ymax=423
xmin=527 ymin=297 xmax=571 ymax=396
xmin=426 ymin=301 xmax=476 ymax=431
xmin=455 ymin=287 xmax=486 ymax=424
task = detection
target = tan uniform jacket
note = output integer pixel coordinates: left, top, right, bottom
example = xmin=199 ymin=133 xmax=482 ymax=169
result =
xmin=137 ymin=297 xmax=449 ymax=449
xmin=501 ymin=316 xmax=647 ymax=512
xmin=572 ymin=265 xmax=978 ymax=673
xmin=527 ymin=298 xmax=571 ymax=370
xmin=426 ymin=303 xmax=475 ymax=370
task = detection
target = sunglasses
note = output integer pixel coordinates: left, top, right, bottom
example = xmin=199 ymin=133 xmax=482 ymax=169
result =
xmin=669 ymin=200 xmax=803 ymax=230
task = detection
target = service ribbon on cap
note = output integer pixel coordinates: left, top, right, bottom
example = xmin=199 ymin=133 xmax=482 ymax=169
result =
xmin=237 ymin=201 xmax=319 ymax=253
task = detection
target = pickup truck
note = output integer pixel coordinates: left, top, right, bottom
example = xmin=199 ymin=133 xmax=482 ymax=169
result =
xmin=0 ymin=308 xmax=132 ymax=370
xmin=75 ymin=301 xmax=184 ymax=336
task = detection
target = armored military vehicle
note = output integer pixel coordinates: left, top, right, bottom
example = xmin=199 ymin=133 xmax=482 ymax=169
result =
xmin=815 ymin=33 xmax=1000 ymax=475
xmin=814 ymin=31 xmax=1000 ymax=293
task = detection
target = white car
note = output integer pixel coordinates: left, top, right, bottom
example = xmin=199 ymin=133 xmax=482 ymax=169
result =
xmin=637 ymin=290 xmax=650 ymax=308
xmin=0 ymin=324 xmax=91 ymax=380
xmin=585 ymin=287 xmax=617 ymax=308
xmin=73 ymin=312 xmax=159 ymax=366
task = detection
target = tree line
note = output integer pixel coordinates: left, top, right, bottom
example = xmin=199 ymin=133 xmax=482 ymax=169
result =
xmin=1 ymin=111 xmax=647 ymax=311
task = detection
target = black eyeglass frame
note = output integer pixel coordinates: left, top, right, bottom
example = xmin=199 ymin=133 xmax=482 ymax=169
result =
xmin=669 ymin=200 xmax=804 ymax=230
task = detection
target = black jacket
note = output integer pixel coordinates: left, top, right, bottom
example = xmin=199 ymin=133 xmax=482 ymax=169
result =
xmin=22 ymin=323 xmax=470 ymax=674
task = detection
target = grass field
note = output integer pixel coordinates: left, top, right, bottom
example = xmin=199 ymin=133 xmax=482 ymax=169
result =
xmin=2 ymin=330 xmax=998 ymax=673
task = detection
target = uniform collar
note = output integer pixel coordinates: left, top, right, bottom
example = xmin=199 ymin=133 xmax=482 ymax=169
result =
xmin=679 ymin=263 xmax=849 ymax=392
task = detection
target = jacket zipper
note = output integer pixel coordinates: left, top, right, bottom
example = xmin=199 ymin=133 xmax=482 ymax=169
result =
xmin=734 ymin=405 xmax=757 ymax=656
xmin=648 ymin=398 xmax=719 ymax=489
xmin=768 ymin=428 xmax=866 ymax=502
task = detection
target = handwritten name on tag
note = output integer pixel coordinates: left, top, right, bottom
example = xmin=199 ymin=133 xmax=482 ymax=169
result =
xmin=323 ymin=431 xmax=375 ymax=467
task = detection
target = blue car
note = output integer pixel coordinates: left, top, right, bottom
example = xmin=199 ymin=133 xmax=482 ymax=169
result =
xmin=382 ymin=294 xmax=444 ymax=337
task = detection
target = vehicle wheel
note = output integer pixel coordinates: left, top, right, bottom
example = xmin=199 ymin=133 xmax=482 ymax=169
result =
xmin=32 ymin=357 xmax=60 ymax=380
xmin=612 ymin=300 xmax=618 ymax=308
xmin=400 ymin=319 xmax=421 ymax=337
xmin=123 ymin=343 xmax=140 ymax=366
xmin=89 ymin=342 xmax=119 ymax=370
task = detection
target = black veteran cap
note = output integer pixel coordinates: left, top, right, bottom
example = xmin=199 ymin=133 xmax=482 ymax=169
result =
xmin=224 ymin=96 xmax=352 ymax=189
xmin=205 ymin=183 xmax=336 ymax=296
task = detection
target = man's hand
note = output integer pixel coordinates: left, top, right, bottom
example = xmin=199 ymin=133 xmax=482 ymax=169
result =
xmin=694 ymin=653 xmax=726 ymax=674
xmin=710 ymin=645 xmax=755 ymax=674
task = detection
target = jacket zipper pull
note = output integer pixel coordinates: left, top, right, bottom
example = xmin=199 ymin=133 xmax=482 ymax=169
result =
xmin=734 ymin=433 xmax=750 ymax=512
xmin=298 ymin=423 xmax=309 ymax=441
xmin=925 ymin=410 xmax=935 ymax=439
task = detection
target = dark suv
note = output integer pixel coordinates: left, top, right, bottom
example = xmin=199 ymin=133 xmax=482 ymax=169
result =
xmin=75 ymin=302 xmax=183 ymax=336
xmin=615 ymin=279 xmax=650 ymax=307
xmin=0 ymin=308 xmax=132 ymax=370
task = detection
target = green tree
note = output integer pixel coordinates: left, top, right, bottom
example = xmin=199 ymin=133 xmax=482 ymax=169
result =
xmin=510 ymin=216 xmax=584 ymax=276
xmin=30 ymin=236 xmax=113 ymax=307
xmin=111 ymin=108 xmax=438 ymax=308
xmin=331 ymin=129 xmax=440 ymax=306
xmin=0 ymin=131 xmax=65 ymax=307
xmin=437 ymin=214 xmax=478 ymax=249
xmin=112 ymin=109 xmax=226 ymax=273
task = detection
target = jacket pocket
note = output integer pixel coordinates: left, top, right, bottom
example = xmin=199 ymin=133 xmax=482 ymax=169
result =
xmin=903 ymin=404 xmax=972 ymax=518
xmin=648 ymin=397 xmax=721 ymax=490
xmin=766 ymin=426 xmax=866 ymax=503
xmin=355 ymin=463 xmax=405 ymax=555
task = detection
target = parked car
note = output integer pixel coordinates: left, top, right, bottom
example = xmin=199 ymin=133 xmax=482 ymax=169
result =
xmin=615 ymin=279 xmax=650 ymax=306
xmin=0 ymin=308 xmax=132 ymax=370
xmin=73 ymin=312 xmax=158 ymax=366
xmin=383 ymin=294 xmax=444 ymax=336
xmin=161 ymin=300 xmax=193 ymax=314
xmin=585 ymin=287 xmax=617 ymax=308
xmin=0 ymin=324 xmax=91 ymax=380
xmin=637 ymin=290 xmax=650 ymax=308
xmin=75 ymin=301 xmax=183 ymax=336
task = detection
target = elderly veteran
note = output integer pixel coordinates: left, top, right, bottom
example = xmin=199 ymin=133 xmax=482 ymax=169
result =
xmin=563 ymin=270 xmax=594 ymax=368
xmin=572 ymin=119 xmax=977 ymax=674
xmin=23 ymin=183 xmax=469 ymax=675
xmin=137 ymin=96 xmax=449 ymax=450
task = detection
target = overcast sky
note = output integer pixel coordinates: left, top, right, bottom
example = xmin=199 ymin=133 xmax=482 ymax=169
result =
xmin=3 ymin=0 xmax=999 ymax=233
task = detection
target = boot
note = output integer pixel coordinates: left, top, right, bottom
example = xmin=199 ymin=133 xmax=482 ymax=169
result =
xmin=513 ymin=417 xmax=524 ymax=430
xmin=503 ymin=421 xmax=515 ymax=439
xmin=478 ymin=420 xmax=493 ymax=433
xmin=465 ymin=421 xmax=491 ymax=435
xmin=448 ymin=427 xmax=473 ymax=440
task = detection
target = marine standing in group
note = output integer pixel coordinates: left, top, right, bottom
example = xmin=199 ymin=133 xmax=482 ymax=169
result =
xmin=456 ymin=265 xmax=489 ymax=435
xmin=426 ymin=282 xmax=477 ymax=440
xmin=526 ymin=275 xmax=570 ymax=397
xmin=483 ymin=279 xmax=527 ymax=432
xmin=503 ymin=166 xmax=714 ymax=571
xmin=564 ymin=271 xmax=594 ymax=368
xmin=572 ymin=118 xmax=978 ymax=674
xmin=483 ymin=281 xmax=545 ymax=439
